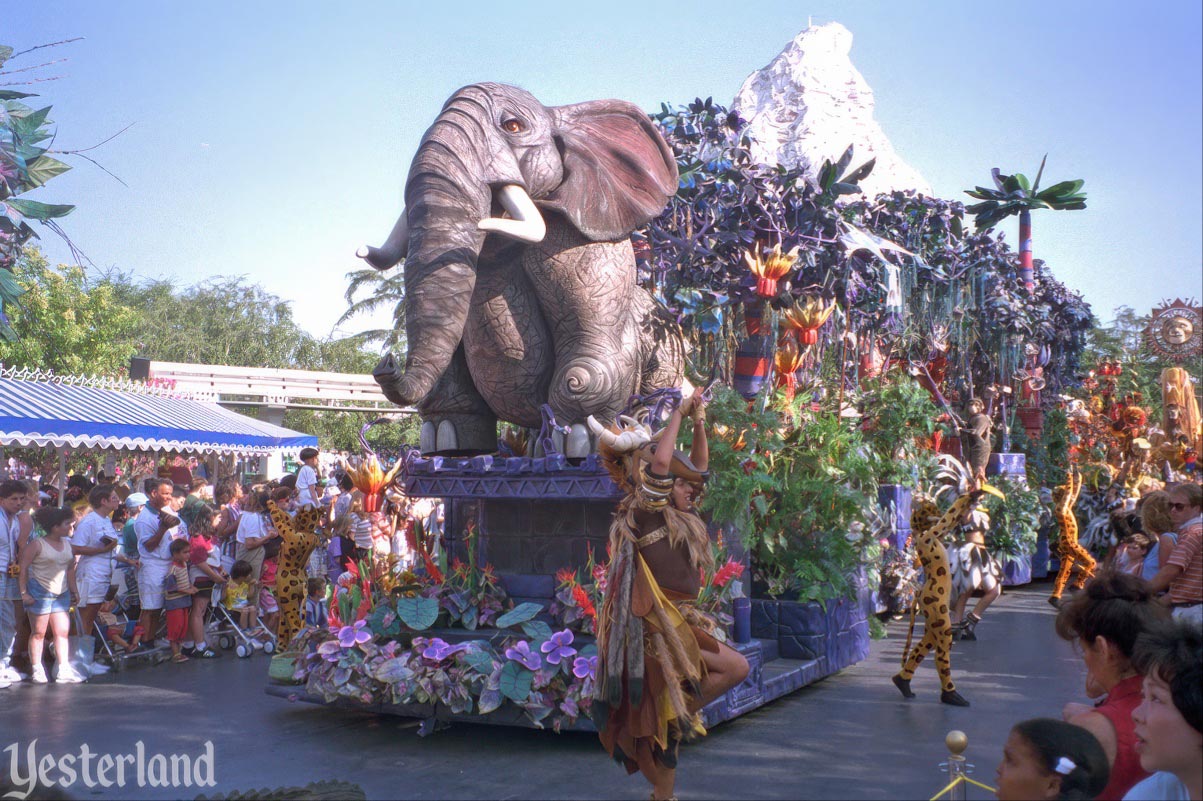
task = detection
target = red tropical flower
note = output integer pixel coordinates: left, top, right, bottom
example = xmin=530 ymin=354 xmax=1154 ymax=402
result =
xmin=422 ymin=552 xmax=444 ymax=584
xmin=556 ymin=567 xmax=577 ymax=587
xmin=572 ymin=584 xmax=596 ymax=621
xmin=712 ymin=559 xmax=745 ymax=589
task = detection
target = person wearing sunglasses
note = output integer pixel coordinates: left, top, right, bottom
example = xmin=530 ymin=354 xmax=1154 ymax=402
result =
xmin=1148 ymin=483 xmax=1202 ymax=626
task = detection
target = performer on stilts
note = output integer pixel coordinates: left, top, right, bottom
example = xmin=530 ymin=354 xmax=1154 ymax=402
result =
xmin=1049 ymin=468 xmax=1095 ymax=608
xmin=590 ymin=389 xmax=749 ymax=801
xmin=892 ymin=481 xmax=984 ymax=707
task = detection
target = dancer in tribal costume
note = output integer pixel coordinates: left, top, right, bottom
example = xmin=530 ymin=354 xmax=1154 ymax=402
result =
xmin=590 ymin=389 xmax=749 ymax=801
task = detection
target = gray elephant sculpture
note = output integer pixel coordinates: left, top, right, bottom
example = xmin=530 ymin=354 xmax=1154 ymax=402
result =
xmin=360 ymin=83 xmax=687 ymax=455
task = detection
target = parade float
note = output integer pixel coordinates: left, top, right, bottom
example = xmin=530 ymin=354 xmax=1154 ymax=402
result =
xmin=262 ymin=67 xmax=1114 ymax=733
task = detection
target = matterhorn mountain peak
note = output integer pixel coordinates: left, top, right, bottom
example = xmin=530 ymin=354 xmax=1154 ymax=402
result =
xmin=732 ymin=22 xmax=932 ymax=198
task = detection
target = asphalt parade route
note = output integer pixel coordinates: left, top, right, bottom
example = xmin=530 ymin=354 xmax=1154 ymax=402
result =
xmin=1 ymin=581 xmax=1085 ymax=800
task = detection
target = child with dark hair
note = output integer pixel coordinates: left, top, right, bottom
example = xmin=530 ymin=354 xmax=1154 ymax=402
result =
xmin=1123 ymin=618 xmax=1202 ymax=800
xmin=303 ymin=577 xmax=327 ymax=629
xmin=1056 ymin=571 xmax=1171 ymax=800
xmin=996 ymin=718 xmax=1110 ymax=801
xmin=97 ymin=586 xmax=143 ymax=653
xmin=163 ymin=538 xmax=197 ymax=663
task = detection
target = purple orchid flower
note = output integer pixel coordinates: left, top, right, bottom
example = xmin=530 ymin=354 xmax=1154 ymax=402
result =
xmin=572 ymin=655 xmax=597 ymax=680
xmin=540 ymin=629 xmax=577 ymax=666
xmin=337 ymin=620 xmax=372 ymax=649
xmin=422 ymin=637 xmax=469 ymax=662
xmin=317 ymin=639 xmax=343 ymax=662
xmin=504 ymin=640 xmax=541 ymax=671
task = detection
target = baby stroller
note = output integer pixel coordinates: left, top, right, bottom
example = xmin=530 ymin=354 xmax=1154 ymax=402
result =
xmin=206 ymin=584 xmax=277 ymax=658
xmin=87 ymin=591 xmax=168 ymax=671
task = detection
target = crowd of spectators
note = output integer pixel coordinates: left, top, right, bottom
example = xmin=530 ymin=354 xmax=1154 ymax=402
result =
xmin=0 ymin=446 xmax=442 ymax=688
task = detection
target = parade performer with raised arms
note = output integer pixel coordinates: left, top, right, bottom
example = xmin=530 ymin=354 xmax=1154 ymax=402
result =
xmin=1049 ymin=468 xmax=1095 ymax=608
xmin=589 ymin=388 xmax=749 ymax=801
xmin=892 ymin=482 xmax=985 ymax=707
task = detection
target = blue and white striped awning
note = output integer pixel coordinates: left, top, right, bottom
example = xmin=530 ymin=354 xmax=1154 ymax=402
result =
xmin=0 ymin=374 xmax=317 ymax=455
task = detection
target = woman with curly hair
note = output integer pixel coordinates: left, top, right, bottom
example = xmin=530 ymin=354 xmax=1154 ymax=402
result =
xmin=590 ymin=389 xmax=748 ymax=801
xmin=1056 ymin=572 xmax=1171 ymax=800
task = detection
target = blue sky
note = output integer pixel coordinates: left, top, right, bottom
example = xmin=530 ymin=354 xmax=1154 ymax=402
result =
xmin=7 ymin=1 xmax=1202 ymax=344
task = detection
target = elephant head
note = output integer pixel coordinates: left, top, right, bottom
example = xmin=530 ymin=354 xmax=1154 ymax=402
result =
xmin=361 ymin=83 xmax=678 ymax=408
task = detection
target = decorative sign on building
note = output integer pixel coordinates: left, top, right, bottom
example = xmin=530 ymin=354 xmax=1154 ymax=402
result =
xmin=1146 ymin=298 xmax=1202 ymax=362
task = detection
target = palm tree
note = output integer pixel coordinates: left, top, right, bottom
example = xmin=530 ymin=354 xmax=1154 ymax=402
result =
xmin=336 ymin=265 xmax=405 ymax=350
xmin=964 ymin=156 xmax=1086 ymax=292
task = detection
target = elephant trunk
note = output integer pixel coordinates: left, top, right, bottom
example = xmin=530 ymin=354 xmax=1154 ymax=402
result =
xmin=374 ymin=104 xmax=497 ymax=406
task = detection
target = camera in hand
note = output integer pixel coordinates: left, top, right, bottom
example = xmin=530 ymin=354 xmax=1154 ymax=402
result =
xmin=160 ymin=510 xmax=180 ymax=529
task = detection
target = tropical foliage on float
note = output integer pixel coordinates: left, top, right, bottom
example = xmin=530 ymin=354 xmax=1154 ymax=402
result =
xmin=288 ymin=535 xmax=747 ymax=728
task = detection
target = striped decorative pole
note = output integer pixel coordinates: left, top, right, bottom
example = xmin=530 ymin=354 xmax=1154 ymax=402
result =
xmin=1018 ymin=209 xmax=1034 ymax=292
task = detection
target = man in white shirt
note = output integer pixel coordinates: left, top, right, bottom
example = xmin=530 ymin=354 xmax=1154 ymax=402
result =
xmin=72 ymin=484 xmax=121 ymax=638
xmin=0 ymin=479 xmax=27 ymax=687
xmin=135 ymin=479 xmax=183 ymax=643
xmin=295 ymin=448 xmax=321 ymax=510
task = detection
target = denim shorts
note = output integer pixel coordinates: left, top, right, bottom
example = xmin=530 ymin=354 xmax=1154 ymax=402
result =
xmin=25 ymin=575 xmax=71 ymax=616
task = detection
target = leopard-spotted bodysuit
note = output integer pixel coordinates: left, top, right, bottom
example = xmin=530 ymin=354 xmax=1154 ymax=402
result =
xmin=896 ymin=491 xmax=980 ymax=697
xmin=1050 ymin=469 xmax=1094 ymax=601
xmin=267 ymin=502 xmax=323 ymax=648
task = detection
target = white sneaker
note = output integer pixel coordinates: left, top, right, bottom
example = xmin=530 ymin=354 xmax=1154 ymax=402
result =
xmin=0 ymin=666 xmax=21 ymax=682
xmin=0 ymin=676 xmax=11 ymax=689
xmin=31 ymin=665 xmax=48 ymax=684
xmin=250 ymin=640 xmax=264 ymax=651
xmin=54 ymin=665 xmax=85 ymax=684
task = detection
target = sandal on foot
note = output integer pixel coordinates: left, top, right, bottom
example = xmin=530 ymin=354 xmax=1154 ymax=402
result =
xmin=171 ymin=653 xmax=190 ymax=663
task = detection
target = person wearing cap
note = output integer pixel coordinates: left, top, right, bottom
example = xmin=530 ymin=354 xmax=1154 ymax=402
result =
xmin=114 ymin=492 xmax=146 ymax=608
xmin=590 ymin=389 xmax=749 ymax=801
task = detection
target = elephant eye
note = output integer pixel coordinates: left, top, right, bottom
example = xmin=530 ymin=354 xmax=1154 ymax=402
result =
xmin=502 ymin=118 xmax=525 ymax=134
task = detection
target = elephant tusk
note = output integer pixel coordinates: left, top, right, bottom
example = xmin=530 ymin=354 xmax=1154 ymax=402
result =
xmin=357 ymin=208 xmax=410 ymax=270
xmin=587 ymin=415 xmax=618 ymax=447
xmin=477 ymin=184 xmax=546 ymax=243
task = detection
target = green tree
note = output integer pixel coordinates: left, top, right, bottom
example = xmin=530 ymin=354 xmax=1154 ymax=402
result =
xmin=0 ymin=248 xmax=137 ymax=374
xmin=337 ymin=265 xmax=405 ymax=349
xmin=965 ymin=156 xmax=1086 ymax=292
xmin=106 ymin=273 xmax=311 ymax=368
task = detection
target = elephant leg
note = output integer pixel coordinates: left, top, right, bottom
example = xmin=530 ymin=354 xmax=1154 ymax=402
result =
xmin=521 ymin=221 xmax=640 ymax=424
xmin=632 ymin=288 xmax=687 ymax=394
xmin=462 ymin=255 xmax=552 ymax=430
xmin=417 ymin=345 xmax=498 ymax=454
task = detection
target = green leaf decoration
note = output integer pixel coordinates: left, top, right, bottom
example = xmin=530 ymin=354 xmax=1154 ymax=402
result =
xmin=24 ymin=155 xmax=71 ymax=188
xmin=499 ymin=661 xmax=533 ymax=703
xmin=0 ymin=90 xmax=33 ymax=101
xmin=463 ymin=648 xmax=495 ymax=676
xmin=520 ymin=620 xmax=551 ymax=642
xmin=0 ymin=46 xmax=13 ymax=68
xmin=842 ymin=157 xmax=876 ymax=184
xmin=396 ymin=596 xmax=438 ymax=630
xmin=371 ymin=657 xmax=414 ymax=684
xmin=461 ymin=604 xmax=479 ymax=631
xmin=1036 ymin=180 xmax=1085 ymax=201
xmin=6 ymin=199 xmax=75 ymax=220
xmin=496 ymin=602 xmax=542 ymax=629
xmin=13 ymin=106 xmax=51 ymax=137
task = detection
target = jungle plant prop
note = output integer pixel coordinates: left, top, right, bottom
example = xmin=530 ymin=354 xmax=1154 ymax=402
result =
xmin=701 ymin=385 xmax=878 ymax=602
xmin=979 ymin=476 xmax=1042 ymax=557
xmin=964 ymin=156 xmax=1086 ymax=292
xmin=858 ymin=376 xmax=942 ymax=488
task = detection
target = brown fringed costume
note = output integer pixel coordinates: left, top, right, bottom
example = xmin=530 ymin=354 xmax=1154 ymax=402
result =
xmin=593 ymin=448 xmax=718 ymax=776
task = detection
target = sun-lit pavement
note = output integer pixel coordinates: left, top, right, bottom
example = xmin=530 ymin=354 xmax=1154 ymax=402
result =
xmin=1 ymin=581 xmax=1085 ymax=800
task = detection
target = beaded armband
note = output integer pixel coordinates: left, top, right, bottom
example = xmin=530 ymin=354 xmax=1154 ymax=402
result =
xmin=635 ymin=465 xmax=674 ymax=512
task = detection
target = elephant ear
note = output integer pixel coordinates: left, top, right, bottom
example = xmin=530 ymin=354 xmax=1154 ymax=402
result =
xmin=544 ymin=100 xmax=678 ymax=242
